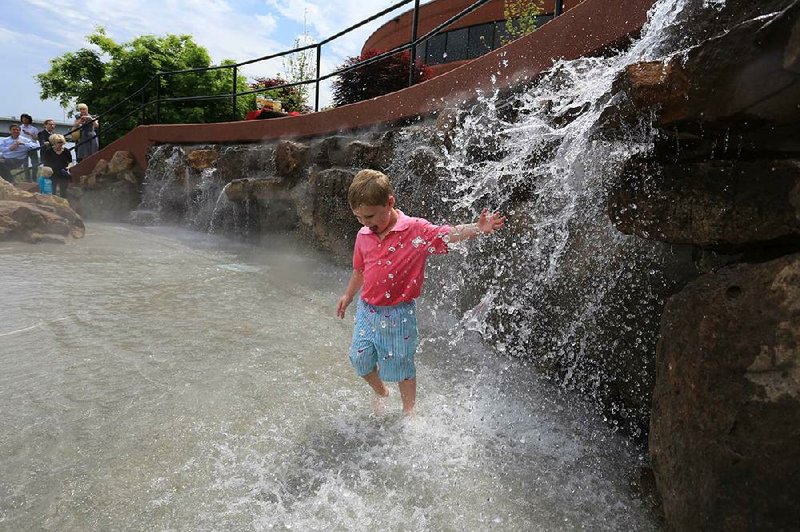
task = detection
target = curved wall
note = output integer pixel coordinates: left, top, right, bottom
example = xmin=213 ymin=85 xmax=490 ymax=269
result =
xmin=363 ymin=0 xmax=577 ymax=78
xmin=72 ymin=0 xmax=653 ymax=178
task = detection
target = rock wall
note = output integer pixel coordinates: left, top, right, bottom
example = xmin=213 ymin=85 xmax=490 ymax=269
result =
xmin=607 ymin=1 xmax=800 ymax=528
xmin=70 ymin=150 xmax=144 ymax=222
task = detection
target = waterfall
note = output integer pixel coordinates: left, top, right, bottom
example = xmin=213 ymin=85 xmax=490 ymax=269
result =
xmin=387 ymin=0 xmax=723 ymax=434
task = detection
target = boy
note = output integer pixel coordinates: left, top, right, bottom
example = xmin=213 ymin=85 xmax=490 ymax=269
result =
xmin=336 ymin=169 xmax=505 ymax=416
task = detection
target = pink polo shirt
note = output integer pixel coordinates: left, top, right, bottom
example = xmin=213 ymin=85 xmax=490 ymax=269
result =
xmin=354 ymin=210 xmax=452 ymax=306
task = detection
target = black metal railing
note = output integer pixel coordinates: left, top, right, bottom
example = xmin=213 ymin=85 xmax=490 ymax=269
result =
xmin=68 ymin=0 xmax=568 ymax=155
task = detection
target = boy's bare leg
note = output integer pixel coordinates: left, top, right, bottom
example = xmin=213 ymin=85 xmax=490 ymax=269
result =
xmin=362 ymin=370 xmax=389 ymax=415
xmin=398 ymin=379 xmax=416 ymax=415
xmin=362 ymin=370 xmax=389 ymax=397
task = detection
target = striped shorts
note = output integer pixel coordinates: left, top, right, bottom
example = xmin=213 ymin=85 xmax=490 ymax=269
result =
xmin=348 ymin=299 xmax=419 ymax=382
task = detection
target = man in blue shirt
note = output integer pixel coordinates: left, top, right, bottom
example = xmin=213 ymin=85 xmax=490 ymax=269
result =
xmin=0 ymin=124 xmax=39 ymax=183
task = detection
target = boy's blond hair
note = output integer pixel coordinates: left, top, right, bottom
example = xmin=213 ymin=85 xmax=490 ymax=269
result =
xmin=40 ymin=166 xmax=53 ymax=177
xmin=349 ymin=169 xmax=394 ymax=209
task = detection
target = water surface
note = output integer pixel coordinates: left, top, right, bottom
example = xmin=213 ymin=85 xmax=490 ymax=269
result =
xmin=0 ymin=224 xmax=658 ymax=530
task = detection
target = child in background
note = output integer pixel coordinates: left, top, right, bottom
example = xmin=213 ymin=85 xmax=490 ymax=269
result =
xmin=37 ymin=166 xmax=53 ymax=195
xmin=336 ymin=169 xmax=505 ymax=416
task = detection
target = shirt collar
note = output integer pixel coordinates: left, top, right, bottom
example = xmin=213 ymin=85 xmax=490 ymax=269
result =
xmin=357 ymin=209 xmax=411 ymax=235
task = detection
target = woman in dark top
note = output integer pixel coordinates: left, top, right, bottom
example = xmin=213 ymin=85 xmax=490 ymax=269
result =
xmin=42 ymin=134 xmax=73 ymax=198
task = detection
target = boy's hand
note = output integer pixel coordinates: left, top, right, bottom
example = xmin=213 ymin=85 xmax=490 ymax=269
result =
xmin=336 ymin=294 xmax=352 ymax=319
xmin=477 ymin=208 xmax=506 ymax=234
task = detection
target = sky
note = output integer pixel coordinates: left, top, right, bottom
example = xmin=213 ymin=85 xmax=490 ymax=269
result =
xmin=0 ymin=0 xmax=426 ymax=123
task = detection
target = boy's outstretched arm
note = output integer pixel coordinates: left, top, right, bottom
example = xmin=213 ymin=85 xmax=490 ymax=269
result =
xmin=447 ymin=208 xmax=506 ymax=244
xmin=337 ymin=269 xmax=364 ymax=318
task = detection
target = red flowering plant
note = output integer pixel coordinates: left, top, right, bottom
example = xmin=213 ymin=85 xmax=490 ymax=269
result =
xmin=331 ymin=49 xmax=431 ymax=107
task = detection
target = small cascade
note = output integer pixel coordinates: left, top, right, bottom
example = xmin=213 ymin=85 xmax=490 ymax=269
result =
xmin=207 ymin=187 xmax=231 ymax=234
xmin=140 ymin=145 xmax=268 ymax=238
xmin=188 ymin=167 xmax=224 ymax=230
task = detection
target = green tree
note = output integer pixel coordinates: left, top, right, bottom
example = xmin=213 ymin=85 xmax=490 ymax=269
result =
xmin=279 ymin=32 xmax=315 ymax=111
xmin=37 ymin=28 xmax=253 ymax=144
xmin=503 ymin=0 xmax=543 ymax=44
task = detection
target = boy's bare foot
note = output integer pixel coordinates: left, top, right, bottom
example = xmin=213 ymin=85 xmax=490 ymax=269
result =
xmin=372 ymin=390 xmax=389 ymax=416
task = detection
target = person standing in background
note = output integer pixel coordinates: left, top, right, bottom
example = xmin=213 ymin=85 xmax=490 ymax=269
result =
xmin=0 ymin=125 xmax=39 ymax=183
xmin=38 ymin=119 xmax=57 ymax=152
xmin=73 ymin=103 xmax=99 ymax=162
xmin=19 ymin=114 xmax=39 ymax=182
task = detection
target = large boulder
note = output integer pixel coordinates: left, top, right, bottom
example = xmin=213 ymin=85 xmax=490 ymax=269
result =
xmin=0 ymin=180 xmax=85 ymax=243
xmin=609 ymin=158 xmax=800 ymax=252
xmin=650 ymin=253 xmax=800 ymax=530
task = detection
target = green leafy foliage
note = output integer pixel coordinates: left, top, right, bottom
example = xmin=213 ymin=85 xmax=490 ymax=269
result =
xmin=250 ymin=77 xmax=311 ymax=113
xmin=279 ymin=36 xmax=315 ymax=110
xmin=36 ymin=28 xmax=253 ymax=144
xmin=503 ymin=0 xmax=544 ymax=44
xmin=331 ymin=49 xmax=431 ymax=107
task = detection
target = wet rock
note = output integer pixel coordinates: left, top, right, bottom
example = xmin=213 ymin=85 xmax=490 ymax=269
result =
xmin=408 ymin=146 xmax=442 ymax=179
xmin=312 ymin=136 xmax=349 ymax=167
xmin=107 ymin=151 xmax=135 ymax=174
xmin=0 ymin=180 xmax=85 ymax=242
xmin=223 ymin=177 xmax=286 ymax=202
xmin=650 ymin=252 xmax=800 ymax=530
xmin=615 ymin=61 xmax=690 ymax=126
xmin=186 ymin=149 xmax=219 ymax=170
xmin=433 ymin=107 xmax=460 ymax=148
xmin=306 ymin=168 xmax=360 ymax=261
xmin=215 ymin=145 xmax=275 ymax=182
xmin=611 ymin=4 xmax=800 ymax=129
xmin=609 ymin=159 xmax=800 ymax=253
xmin=345 ymin=139 xmax=392 ymax=170
xmin=275 ymin=140 xmax=308 ymax=178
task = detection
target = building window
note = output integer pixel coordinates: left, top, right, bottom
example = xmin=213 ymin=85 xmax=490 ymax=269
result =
xmin=468 ymin=23 xmax=495 ymax=59
xmin=426 ymin=33 xmax=447 ymax=65
xmin=417 ymin=15 xmax=555 ymax=67
xmin=445 ymin=27 xmax=469 ymax=62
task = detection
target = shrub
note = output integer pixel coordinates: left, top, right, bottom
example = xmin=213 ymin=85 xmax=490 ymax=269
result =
xmin=250 ymin=76 xmax=311 ymax=113
xmin=331 ymin=49 xmax=431 ymax=107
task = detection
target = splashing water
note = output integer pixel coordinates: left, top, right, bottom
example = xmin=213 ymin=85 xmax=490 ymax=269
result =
xmin=387 ymin=0 xmax=727 ymax=433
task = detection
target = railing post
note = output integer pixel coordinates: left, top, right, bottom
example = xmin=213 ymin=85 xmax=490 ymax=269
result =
xmin=555 ymin=0 xmax=564 ymax=16
xmin=155 ymin=73 xmax=161 ymax=124
xmin=409 ymin=0 xmax=421 ymax=87
xmin=232 ymin=65 xmax=238 ymax=121
xmin=141 ymin=85 xmax=146 ymax=125
xmin=315 ymin=44 xmax=322 ymax=112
